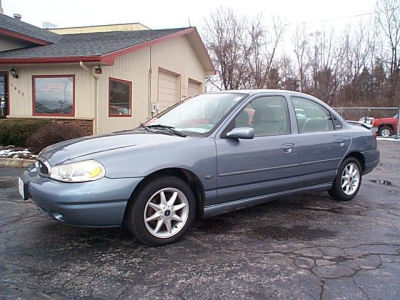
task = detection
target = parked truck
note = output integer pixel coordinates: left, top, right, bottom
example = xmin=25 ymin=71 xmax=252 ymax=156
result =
xmin=360 ymin=114 xmax=399 ymax=137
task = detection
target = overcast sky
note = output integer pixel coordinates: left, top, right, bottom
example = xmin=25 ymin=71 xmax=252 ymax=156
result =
xmin=2 ymin=0 xmax=377 ymax=32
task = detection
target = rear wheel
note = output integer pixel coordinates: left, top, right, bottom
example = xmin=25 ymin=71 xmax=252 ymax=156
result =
xmin=329 ymin=157 xmax=362 ymax=201
xmin=378 ymin=126 xmax=392 ymax=137
xmin=126 ymin=176 xmax=196 ymax=246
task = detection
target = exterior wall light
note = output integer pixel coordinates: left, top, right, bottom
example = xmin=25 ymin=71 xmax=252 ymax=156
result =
xmin=94 ymin=66 xmax=102 ymax=75
xmin=10 ymin=68 xmax=19 ymax=79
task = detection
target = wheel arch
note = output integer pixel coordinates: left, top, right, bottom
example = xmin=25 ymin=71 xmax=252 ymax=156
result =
xmin=343 ymin=152 xmax=365 ymax=172
xmin=122 ymin=168 xmax=206 ymax=224
xmin=378 ymin=123 xmax=394 ymax=131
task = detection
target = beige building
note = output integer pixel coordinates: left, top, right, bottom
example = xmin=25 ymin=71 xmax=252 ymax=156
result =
xmin=0 ymin=13 xmax=214 ymax=134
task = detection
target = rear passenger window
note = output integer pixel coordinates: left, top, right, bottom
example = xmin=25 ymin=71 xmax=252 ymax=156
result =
xmin=233 ymin=96 xmax=290 ymax=136
xmin=292 ymin=97 xmax=334 ymax=133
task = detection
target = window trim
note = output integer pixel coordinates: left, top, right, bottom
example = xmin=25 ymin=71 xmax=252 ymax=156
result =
xmin=222 ymin=95 xmax=292 ymax=138
xmin=32 ymin=74 xmax=75 ymax=117
xmin=290 ymin=96 xmax=335 ymax=134
xmin=0 ymin=71 xmax=10 ymax=115
xmin=108 ymin=77 xmax=132 ymax=118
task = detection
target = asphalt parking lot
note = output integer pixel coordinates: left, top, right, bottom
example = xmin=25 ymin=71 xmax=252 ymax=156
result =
xmin=0 ymin=140 xmax=399 ymax=299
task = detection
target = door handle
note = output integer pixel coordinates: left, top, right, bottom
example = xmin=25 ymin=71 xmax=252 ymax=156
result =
xmin=281 ymin=143 xmax=294 ymax=153
xmin=335 ymin=138 xmax=345 ymax=147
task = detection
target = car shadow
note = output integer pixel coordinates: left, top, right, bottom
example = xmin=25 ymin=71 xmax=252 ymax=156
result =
xmin=13 ymin=191 xmax=342 ymax=255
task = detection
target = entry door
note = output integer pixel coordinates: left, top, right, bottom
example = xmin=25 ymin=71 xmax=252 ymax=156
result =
xmin=0 ymin=72 xmax=8 ymax=116
xmin=158 ymin=68 xmax=180 ymax=113
xmin=291 ymin=96 xmax=351 ymax=187
xmin=215 ymin=95 xmax=300 ymax=205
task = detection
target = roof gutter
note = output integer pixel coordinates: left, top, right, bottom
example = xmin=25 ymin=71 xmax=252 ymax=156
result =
xmin=0 ymin=56 xmax=106 ymax=65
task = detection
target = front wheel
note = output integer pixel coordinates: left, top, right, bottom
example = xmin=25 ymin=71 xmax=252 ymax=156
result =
xmin=126 ymin=176 xmax=196 ymax=246
xmin=329 ymin=157 xmax=362 ymax=201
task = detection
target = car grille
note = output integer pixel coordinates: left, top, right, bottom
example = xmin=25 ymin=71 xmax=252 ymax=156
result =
xmin=36 ymin=159 xmax=50 ymax=176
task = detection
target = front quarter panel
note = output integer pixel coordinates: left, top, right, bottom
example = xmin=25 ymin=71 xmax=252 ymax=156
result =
xmin=88 ymin=137 xmax=218 ymax=191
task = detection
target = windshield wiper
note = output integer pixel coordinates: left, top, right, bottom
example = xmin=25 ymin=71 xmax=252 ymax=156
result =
xmin=139 ymin=124 xmax=152 ymax=132
xmin=148 ymin=124 xmax=187 ymax=137
xmin=140 ymin=124 xmax=186 ymax=137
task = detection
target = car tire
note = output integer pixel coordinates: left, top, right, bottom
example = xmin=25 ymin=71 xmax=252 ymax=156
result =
xmin=378 ymin=126 xmax=392 ymax=138
xmin=126 ymin=176 xmax=196 ymax=246
xmin=329 ymin=157 xmax=362 ymax=201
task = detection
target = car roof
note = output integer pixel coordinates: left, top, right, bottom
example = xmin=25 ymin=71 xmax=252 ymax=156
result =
xmin=211 ymin=89 xmax=318 ymax=98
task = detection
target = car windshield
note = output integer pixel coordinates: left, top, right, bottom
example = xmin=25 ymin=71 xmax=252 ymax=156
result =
xmin=146 ymin=93 xmax=247 ymax=135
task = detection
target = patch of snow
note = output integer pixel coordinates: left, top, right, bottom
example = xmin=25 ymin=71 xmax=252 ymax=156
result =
xmin=377 ymin=137 xmax=400 ymax=142
xmin=0 ymin=146 xmax=37 ymax=159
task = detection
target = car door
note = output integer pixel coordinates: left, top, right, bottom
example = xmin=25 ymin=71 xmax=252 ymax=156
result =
xmin=290 ymin=96 xmax=351 ymax=188
xmin=214 ymin=95 xmax=301 ymax=205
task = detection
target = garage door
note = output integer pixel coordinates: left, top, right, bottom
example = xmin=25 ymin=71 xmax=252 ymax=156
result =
xmin=158 ymin=69 xmax=180 ymax=113
xmin=188 ymin=79 xmax=202 ymax=97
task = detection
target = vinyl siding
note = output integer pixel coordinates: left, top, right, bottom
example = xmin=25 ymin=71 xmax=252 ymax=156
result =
xmin=96 ymin=35 xmax=206 ymax=134
xmin=2 ymin=34 xmax=207 ymax=135
xmin=0 ymin=34 xmax=32 ymax=51
xmin=1 ymin=64 xmax=95 ymax=119
xmin=50 ymin=23 xmax=149 ymax=35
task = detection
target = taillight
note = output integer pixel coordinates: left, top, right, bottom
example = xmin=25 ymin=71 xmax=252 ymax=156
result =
xmin=371 ymin=127 xmax=378 ymax=138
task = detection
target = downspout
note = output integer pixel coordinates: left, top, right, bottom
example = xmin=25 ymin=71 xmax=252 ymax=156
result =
xmin=80 ymin=61 xmax=99 ymax=135
xmin=148 ymin=46 xmax=152 ymax=118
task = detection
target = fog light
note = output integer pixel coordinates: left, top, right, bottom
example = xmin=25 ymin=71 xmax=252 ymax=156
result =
xmin=52 ymin=212 xmax=65 ymax=222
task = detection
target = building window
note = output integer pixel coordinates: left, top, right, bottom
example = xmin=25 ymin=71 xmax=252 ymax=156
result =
xmin=109 ymin=77 xmax=132 ymax=117
xmin=33 ymin=75 xmax=75 ymax=116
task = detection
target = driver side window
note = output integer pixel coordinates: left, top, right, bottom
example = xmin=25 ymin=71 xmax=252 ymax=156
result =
xmin=233 ymin=96 xmax=291 ymax=136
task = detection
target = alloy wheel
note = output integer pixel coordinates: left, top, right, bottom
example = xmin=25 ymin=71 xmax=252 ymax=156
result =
xmin=341 ymin=163 xmax=360 ymax=196
xmin=144 ymin=187 xmax=189 ymax=239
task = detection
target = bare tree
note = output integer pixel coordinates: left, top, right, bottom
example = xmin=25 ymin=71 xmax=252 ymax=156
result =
xmin=376 ymin=0 xmax=400 ymax=75
xmin=204 ymin=8 xmax=251 ymax=90
xmin=293 ymin=26 xmax=309 ymax=92
xmin=204 ymin=8 xmax=286 ymax=90
xmin=203 ymin=1 xmax=399 ymax=106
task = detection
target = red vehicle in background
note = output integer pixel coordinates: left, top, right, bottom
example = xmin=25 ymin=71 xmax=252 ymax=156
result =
xmin=360 ymin=114 xmax=399 ymax=137
xmin=373 ymin=114 xmax=399 ymax=137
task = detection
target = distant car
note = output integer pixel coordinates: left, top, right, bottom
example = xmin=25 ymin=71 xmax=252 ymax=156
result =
xmin=19 ymin=90 xmax=380 ymax=246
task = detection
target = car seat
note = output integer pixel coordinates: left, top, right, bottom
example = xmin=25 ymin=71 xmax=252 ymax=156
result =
xmin=253 ymin=104 xmax=285 ymax=135
xmin=302 ymin=117 xmax=329 ymax=132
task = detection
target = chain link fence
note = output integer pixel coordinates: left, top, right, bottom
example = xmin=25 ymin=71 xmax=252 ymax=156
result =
xmin=333 ymin=107 xmax=400 ymax=139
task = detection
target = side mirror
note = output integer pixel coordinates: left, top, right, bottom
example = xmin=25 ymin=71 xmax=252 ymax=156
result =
xmin=226 ymin=127 xmax=254 ymax=139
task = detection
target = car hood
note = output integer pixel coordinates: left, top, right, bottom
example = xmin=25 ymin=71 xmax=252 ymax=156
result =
xmin=38 ymin=131 xmax=188 ymax=165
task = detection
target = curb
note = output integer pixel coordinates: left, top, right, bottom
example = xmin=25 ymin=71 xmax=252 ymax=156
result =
xmin=0 ymin=158 xmax=35 ymax=168
xmin=377 ymin=137 xmax=400 ymax=142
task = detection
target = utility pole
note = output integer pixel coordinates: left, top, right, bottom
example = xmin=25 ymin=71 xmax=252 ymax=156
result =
xmin=397 ymin=107 xmax=400 ymax=140
xmin=0 ymin=0 xmax=3 ymax=14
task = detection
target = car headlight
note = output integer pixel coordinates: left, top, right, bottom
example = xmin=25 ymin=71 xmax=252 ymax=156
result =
xmin=49 ymin=160 xmax=105 ymax=183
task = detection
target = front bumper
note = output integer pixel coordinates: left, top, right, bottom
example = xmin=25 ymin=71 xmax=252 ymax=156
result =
xmin=21 ymin=167 xmax=143 ymax=227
